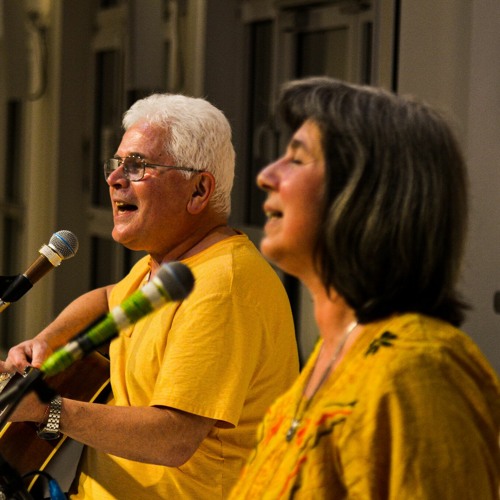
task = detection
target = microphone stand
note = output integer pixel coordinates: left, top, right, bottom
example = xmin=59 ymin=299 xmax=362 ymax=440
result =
xmin=0 ymin=277 xmax=36 ymax=497
xmin=0 ymin=369 xmax=57 ymax=499
xmin=0 ymin=276 xmax=21 ymax=314
xmin=0 ymin=277 xmax=18 ymax=297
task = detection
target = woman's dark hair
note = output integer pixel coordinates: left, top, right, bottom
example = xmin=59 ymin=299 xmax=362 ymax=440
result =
xmin=278 ymin=77 xmax=469 ymax=326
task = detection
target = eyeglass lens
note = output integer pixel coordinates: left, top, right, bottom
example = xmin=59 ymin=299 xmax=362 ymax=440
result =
xmin=105 ymin=157 xmax=144 ymax=181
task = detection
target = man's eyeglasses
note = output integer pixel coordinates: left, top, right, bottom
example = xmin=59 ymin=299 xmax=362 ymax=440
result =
xmin=104 ymin=155 xmax=202 ymax=182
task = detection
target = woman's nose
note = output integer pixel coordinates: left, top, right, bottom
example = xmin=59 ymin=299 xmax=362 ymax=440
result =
xmin=257 ymin=159 xmax=282 ymax=191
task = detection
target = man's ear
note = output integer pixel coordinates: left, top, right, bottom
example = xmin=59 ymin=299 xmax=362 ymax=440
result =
xmin=187 ymin=172 xmax=215 ymax=214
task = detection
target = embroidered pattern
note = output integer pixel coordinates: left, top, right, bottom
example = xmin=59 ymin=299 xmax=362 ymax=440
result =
xmin=365 ymin=331 xmax=398 ymax=355
xmin=312 ymin=400 xmax=358 ymax=447
xmin=276 ymin=400 xmax=357 ymax=498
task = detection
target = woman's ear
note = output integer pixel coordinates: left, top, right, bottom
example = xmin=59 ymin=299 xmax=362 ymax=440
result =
xmin=187 ymin=172 xmax=215 ymax=214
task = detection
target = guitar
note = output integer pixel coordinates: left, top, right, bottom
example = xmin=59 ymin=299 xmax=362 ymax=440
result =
xmin=0 ymin=351 xmax=110 ymax=496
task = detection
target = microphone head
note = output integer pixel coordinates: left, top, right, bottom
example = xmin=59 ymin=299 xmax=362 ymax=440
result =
xmin=49 ymin=230 xmax=79 ymax=260
xmin=156 ymin=262 xmax=194 ymax=301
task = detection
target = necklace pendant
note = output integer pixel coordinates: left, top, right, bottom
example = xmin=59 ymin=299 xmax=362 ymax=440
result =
xmin=286 ymin=418 xmax=300 ymax=442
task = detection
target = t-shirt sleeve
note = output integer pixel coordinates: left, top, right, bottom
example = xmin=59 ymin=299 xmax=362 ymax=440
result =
xmin=149 ymin=288 xmax=267 ymax=427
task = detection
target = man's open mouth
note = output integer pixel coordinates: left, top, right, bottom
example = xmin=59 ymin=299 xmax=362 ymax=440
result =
xmin=116 ymin=201 xmax=138 ymax=213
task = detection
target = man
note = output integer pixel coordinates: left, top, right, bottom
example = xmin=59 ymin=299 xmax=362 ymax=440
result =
xmin=2 ymin=94 xmax=298 ymax=498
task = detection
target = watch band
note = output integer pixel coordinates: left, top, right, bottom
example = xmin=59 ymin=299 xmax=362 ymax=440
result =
xmin=37 ymin=395 xmax=62 ymax=440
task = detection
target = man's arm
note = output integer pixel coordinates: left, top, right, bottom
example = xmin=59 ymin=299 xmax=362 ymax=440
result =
xmin=2 ymin=283 xmax=216 ymax=468
xmin=1 ymin=285 xmax=113 ymax=372
xmin=10 ymin=392 xmax=216 ymax=467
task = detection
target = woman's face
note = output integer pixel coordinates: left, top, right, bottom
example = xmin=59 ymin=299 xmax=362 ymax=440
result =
xmin=257 ymin=120 xmax=326 ymax=279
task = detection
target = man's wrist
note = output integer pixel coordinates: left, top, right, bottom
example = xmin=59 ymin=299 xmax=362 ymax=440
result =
xmin=36 ymin=395 xmax=62 ymax=440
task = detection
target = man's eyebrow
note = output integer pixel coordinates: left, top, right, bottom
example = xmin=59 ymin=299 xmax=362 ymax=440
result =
xmin=114 ymin=152 xmax=146 ymax=159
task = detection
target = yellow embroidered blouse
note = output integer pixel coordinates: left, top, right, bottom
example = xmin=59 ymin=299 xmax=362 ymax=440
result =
xmin=230 ymin=314 xmax=500 ymax=499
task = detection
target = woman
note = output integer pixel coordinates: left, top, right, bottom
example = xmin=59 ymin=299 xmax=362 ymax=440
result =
xmin=230 ymin=77 xmax=500 ymax=498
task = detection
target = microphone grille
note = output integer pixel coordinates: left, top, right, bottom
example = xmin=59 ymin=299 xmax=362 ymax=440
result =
xmin=49 ymin=230 xmax=79 ymax=260
xmin=156 ymin=262 xmax=195 ymax=301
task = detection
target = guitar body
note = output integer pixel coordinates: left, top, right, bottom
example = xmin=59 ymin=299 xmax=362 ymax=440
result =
xmin=0 ymin=351 xmax=110 ymax=494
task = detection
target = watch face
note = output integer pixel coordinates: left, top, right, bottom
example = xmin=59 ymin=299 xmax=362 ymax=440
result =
xmin=36 ymin=429 xmax=61 ymax=441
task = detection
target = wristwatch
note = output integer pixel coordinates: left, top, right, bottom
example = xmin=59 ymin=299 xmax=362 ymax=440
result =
xmin=37 ymin=395 xmax=62 ymax=440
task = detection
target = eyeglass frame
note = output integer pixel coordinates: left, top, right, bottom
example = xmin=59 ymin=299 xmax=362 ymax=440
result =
xmin=103 ymin=154 xmax=204 ymax=182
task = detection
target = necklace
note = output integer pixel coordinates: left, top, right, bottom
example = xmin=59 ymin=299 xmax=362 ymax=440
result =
xmin=285 ymin=320 xmax=358 ymax=442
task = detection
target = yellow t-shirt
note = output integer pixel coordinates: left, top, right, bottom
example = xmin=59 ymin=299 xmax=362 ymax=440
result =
xmin=72 ymin=234 xmax=298 ymax=499
xmin=230 ymin=314 xmax=500 ymax=499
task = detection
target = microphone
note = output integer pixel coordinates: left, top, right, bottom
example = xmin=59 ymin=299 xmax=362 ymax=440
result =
xmin=40 ymin=261 xmax=194 ymax=377
xmin=0 ymin=230 xmax=79 ymax=313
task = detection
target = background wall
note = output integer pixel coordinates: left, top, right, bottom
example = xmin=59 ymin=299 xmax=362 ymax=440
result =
xmin=398 ymin=0 xmax=499 ymax=372
xmin=463 ymin=0 xmax=500 ymax=371
xmin=0 ymin=0 xmax=498 ymax=372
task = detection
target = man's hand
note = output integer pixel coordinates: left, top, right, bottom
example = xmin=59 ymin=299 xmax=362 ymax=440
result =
xmin=0 ymin=286 xmax=113 ymax=376
xmin=1 ymin=338 xmax=53 ymax=373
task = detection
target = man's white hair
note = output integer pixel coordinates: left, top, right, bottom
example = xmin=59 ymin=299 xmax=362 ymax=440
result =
xmin=123 ymin=93 xmax=235 ymax=216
